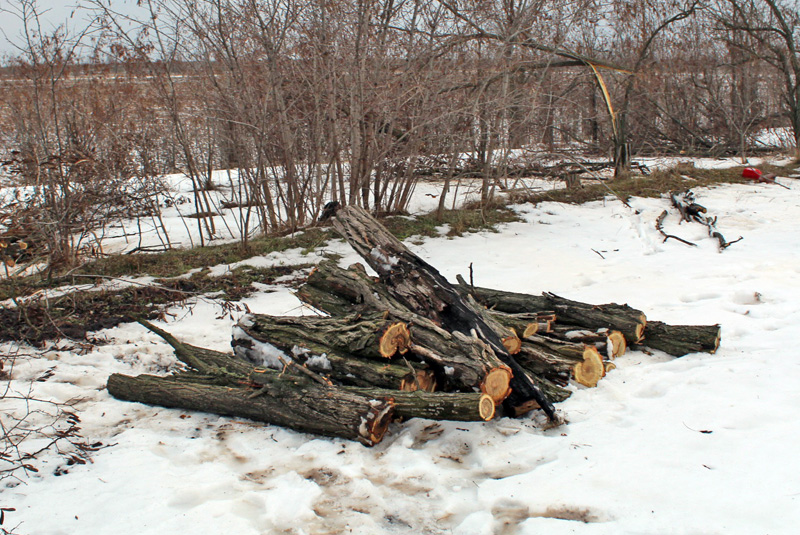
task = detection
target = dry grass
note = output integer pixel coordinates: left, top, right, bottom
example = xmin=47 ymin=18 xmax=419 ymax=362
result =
xmin=511 ymin=159 xmax=795 ymax=206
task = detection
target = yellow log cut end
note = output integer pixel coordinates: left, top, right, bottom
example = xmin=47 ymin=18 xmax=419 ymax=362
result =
xmin=479 ymin=394 xmax=497 ymax=421
xmin=574 ymin=346 xmax=604 ymax=387
xmin=481 ymin=366 xmax=513 ymax=404
xmin=399 ymin=370 xmax=437 ymax=393
xmin=604 ymin=361 xmax=617 ymax=375
xmin=502 ymin=334 xmax=522 ymax=355
xmin=522 ymin=322 xmax=539 ymax=338
xmin=608 ymin=330 xmax=626 ymax=359
xmin=379 ymin=322 xmax=411 ymax=358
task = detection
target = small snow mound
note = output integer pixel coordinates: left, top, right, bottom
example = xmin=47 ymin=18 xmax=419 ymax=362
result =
xmin=232 ymin=326 xmax=286 ymax=368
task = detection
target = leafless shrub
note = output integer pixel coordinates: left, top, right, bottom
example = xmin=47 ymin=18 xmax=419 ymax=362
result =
xmin=0 ymin=351 xmax=97 ymax=487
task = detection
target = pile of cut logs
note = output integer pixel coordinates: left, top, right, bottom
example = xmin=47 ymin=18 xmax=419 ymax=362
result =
xmin=108 ymin=206 xmax=720 ymax=446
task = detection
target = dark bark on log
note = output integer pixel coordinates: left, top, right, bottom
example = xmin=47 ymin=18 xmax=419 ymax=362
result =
xmin=236 ymin=313 xmax=410 ymax=361
xmin=344 ymin=389 xmax=496 ymax=421
xmin=402 ymin=317 xmax=512 ymax=402
xmin=297 ymin=262 xmax=513 ymax=402
xmin=489 ymin=311 xmax=555 ymax=337
xmin=235 ymin=308 xmax=510 ymax=399
xmin=639 ymin=321 xmax=721 ymax=357
xmin=231 ymin=315 xmax=419 ymax=390
xmin=298 ymin=261 xmax=407 ymax=316
xmin=529 ymin=375 xmax=572 ymax=403
xmin=455 ymin=275 xmax=646 ymax=344
xmin=106 ymin=373 xmax=394 ymax=446
xmin=325 ymin=207 xmax=558 ymax=419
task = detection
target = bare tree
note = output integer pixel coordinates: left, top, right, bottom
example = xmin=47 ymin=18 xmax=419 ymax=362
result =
xmin=713 ymin=0 xmax=800 ymax=156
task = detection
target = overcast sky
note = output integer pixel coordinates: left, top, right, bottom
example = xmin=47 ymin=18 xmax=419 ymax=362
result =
xmin=0 ymin=0 xmax=148 ymax=56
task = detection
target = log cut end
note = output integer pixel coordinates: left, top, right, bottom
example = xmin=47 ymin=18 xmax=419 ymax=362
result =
xmin=573 ymin=346 xmax=604 ymax=387
xmin=481 ymin=366 xmax=513 ymax=403
xmin=608 ymin=330 xmax=627 ymax=359
xmin=359 ymin=400 xmax=395 ymax=446
xmin=380 ymin=322 xmax=411 ymax=357
xmin=523 ymin=321 xmax=553 ymax=338
xmin=509 ymin=399 xmax=540 ymax=417
xmin=522 ymin=323 xmax=539 ymax=337
xmin=604 ymin=362 xmax=617 ymax=374
xmin=479 ymin=394 xmax=497 ymax=421
xmin=634 ymin=316 xmax=647 ymax=343
xmin=502 ymin=335 xmax=522 ymax=355
xmin=710 ymin=326 xmax=721 ymax=354
xmin=400 ymin=369 xmax=437 ymax=393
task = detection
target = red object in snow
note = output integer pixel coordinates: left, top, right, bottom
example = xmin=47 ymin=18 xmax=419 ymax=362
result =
xmin=742 ymin=167 xmax=763 ymax=179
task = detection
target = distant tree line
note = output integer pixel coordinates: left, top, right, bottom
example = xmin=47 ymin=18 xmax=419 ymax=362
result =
xmin=0 ymin=0 xmax=798 ymax=269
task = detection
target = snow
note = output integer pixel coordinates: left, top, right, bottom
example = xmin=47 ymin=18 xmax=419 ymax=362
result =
xmin=5 ymin=175 xmax=800 ymax=534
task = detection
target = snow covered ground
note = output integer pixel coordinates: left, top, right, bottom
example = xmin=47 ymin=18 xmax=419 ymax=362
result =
xmin=4 ymin=173 xmax=800 ymax=534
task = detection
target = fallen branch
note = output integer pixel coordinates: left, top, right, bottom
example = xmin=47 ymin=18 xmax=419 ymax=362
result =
xmin=655 ymin=210 xmax=697 ymax=247
xmin=670 ymin=191 xmax=742 ymax=251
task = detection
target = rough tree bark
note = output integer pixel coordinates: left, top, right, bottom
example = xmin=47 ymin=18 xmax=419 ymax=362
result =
xmin=107 ymin=372 xmax=394 ymax=446
xmin=638 ymin=321 xmax=721 ymax=357
xmin=328 ymin=206 xmax=557 ymax=418
xmin=455 ymin=275 xmax=647 ymax=344
xmin=235 ymin=310 xmax=512 ymax=400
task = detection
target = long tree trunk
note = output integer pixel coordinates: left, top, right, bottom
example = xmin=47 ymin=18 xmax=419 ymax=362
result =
xmin=107 ymin=373 xmax=394 ymax=446
xmin=637 ymin=321 xmax=721 ymax=357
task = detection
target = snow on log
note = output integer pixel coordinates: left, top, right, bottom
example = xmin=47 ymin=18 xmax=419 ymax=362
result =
xmin=315 ymin=207 xmax=559 ymax=419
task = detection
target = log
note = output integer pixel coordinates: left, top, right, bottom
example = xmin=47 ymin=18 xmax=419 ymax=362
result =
xmin=297 ymin=261 xmax=408 ymax=316
xmin=106 ymin=373 xmax=394 ymax=446
xmin=232 ymin=319 xmax=423 ymax=391
xmin=235 ymin=309 xmax=511 ymax=401
xmin=483 ymin=311 xmax=556 ymax=337
xmin=455 ymin=275 xmax=647 ymax=344
xmin=398 ymin=315 xmax=513 ymax=403
xmin=319 ymin=207 xmax=559 ymax=419
xmin=548 ymin=327 xmax=626 ymax=359
xmin=245 ymin=366 xmax=494 ymax=421
xmin=236 ymin=313 xmax=410 ymax=362
xmin=639 ymin=321 xmax=721 ymax=357
xmin=297 ymin=262 xmax=514 ymax=403
xmin=143 ymin=317 xmax=419 ymax=391
xmin=608 ymin=331 xmax=627 ymax=358
xmin=139 ymin=319 xmax=254 ymax=377
xmin=515 ymin=341 xmax=584 ymax=378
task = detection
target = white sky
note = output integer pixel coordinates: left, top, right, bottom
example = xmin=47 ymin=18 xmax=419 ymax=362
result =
xmin=0 ymin=0 xmax=147 ymax=57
